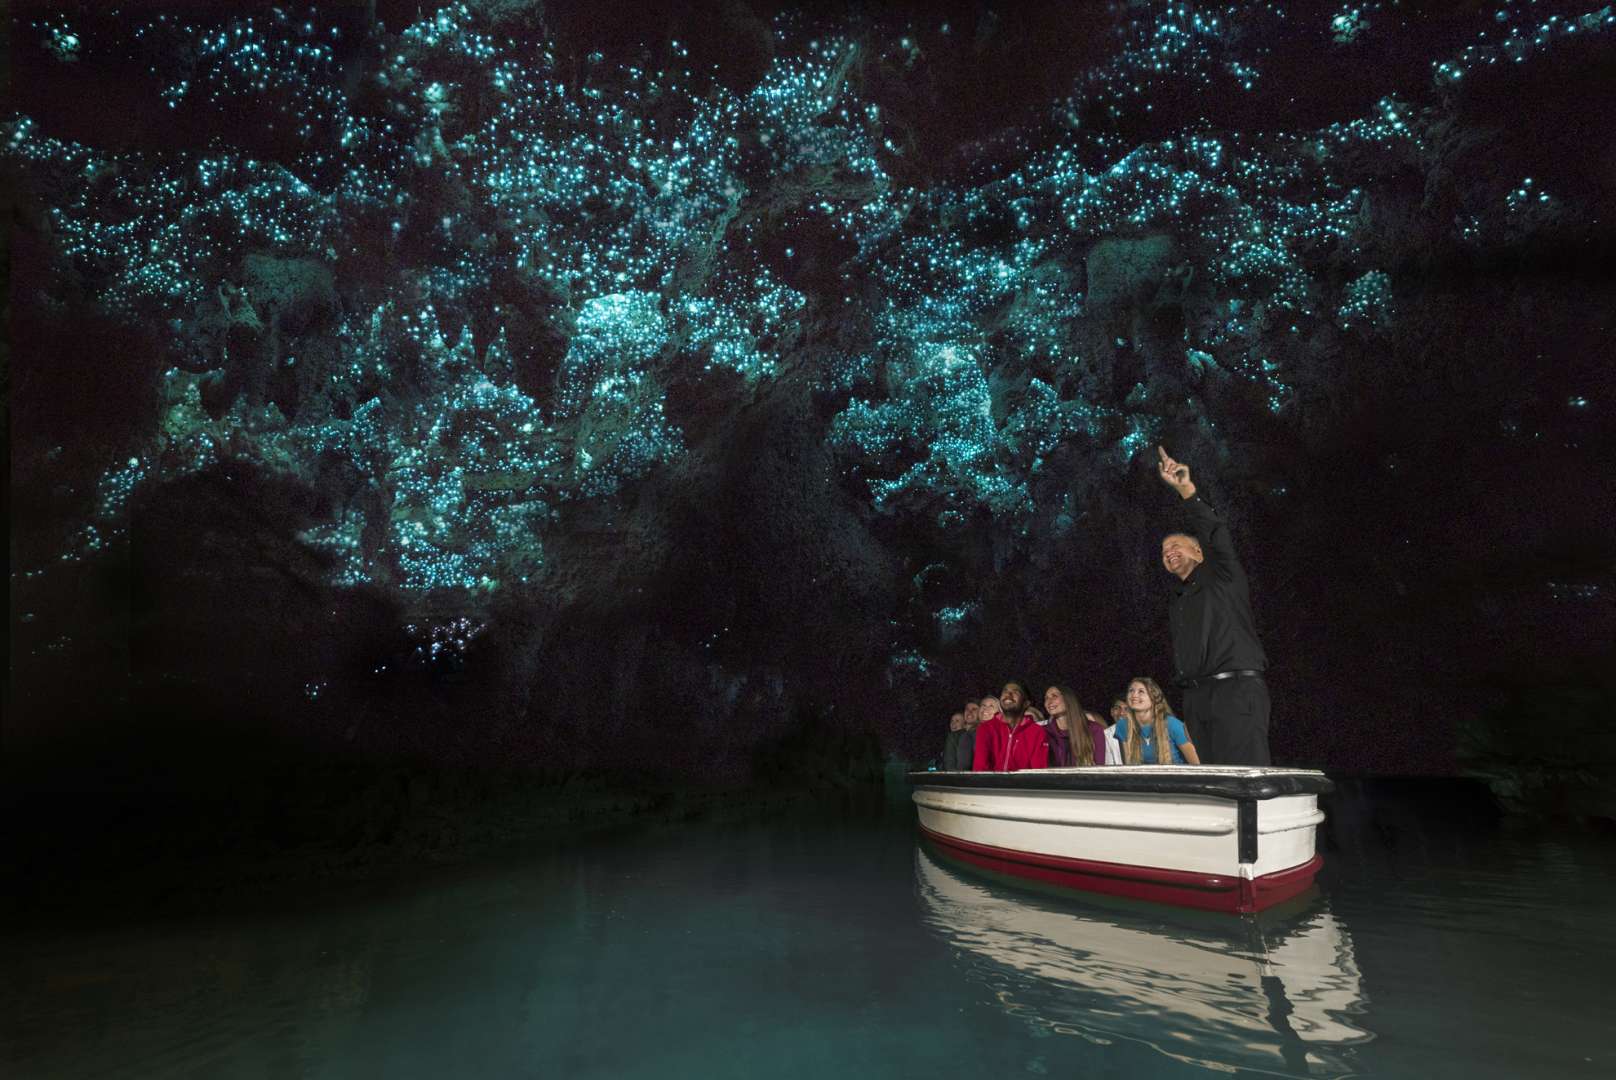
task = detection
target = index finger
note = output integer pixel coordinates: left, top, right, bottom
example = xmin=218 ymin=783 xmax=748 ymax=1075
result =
xmin=1157 ymin=445 xmax=1170 ymax=463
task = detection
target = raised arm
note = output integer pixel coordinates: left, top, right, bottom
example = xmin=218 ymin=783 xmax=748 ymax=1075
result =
xmin=1158 ymin=446 xmax=1241 ymax=570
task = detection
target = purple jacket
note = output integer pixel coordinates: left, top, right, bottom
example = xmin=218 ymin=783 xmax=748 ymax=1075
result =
xmin=1046 ymin=719 xmax=1109 ymax=767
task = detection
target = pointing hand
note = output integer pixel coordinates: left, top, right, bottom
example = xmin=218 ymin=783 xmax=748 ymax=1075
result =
xmin=1157 ymin=446 xmax=1196 ymax=499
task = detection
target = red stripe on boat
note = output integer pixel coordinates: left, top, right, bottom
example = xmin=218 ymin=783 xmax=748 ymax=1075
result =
xmin=918 ymin=823 xmax=1323 ymax=914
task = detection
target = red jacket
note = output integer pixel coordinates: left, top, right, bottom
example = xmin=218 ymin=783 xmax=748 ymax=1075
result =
xmin=972 ymin=713 xmax=1050 ymax=772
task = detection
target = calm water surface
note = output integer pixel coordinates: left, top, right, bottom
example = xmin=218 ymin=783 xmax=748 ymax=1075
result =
xmin=5 ymin=785 xmax=1613 ymax=1078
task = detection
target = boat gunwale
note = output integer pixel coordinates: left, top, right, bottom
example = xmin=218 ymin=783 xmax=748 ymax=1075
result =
xmin=913 ymin=790 xmax=1237 ymax=835
xmin=906 ymin=766 xmax=1333 ymax=801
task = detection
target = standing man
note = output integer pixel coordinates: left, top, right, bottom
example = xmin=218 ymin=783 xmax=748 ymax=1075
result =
xmin=1155 ymin=446 xmax=1272 ymax=765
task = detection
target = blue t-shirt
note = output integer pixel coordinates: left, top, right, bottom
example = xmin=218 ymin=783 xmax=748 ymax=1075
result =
xmin=1114 ymin=715 xmax=1191 ymax=764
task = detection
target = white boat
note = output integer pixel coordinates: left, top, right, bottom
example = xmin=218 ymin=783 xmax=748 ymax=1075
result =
xmin=909 ymin=765 xmax=1332 ymax=913
xmin=915 ymin=846 xmax=1371 ymax=1076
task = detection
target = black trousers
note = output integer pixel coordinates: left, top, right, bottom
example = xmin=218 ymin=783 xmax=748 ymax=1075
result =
xmin=1182 ymin=676 xmax=1271 ymax=766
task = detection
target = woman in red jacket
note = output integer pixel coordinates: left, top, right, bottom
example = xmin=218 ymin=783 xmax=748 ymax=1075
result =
xmin=972 ymin=681 xmax=1049 ymax=771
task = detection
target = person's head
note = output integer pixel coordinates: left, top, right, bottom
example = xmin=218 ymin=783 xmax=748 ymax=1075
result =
xmin=949 ymin=712 xmax=964 ymax=732
xmin=1051 ymin=685 xmax=1094 ymax=766
xmin=1043 ymin=686 xmax=1066 ymax=718
xmin=1161 ymin=532 xmax=1204 ymax=581
xmin=963 ymin=701 xmax=980 ymax=726
xmin=1122 ymin=677 xmax=1174 ymax=765
xmin=1000 ymin=681 xmax=1030 ymax=717
xmin=980 ymin=695 xmax=1003 ymax=720
xmin=1110 ymin=699 xmax=1128 ymax=722
xmin=1126 ymin=678 xmax=1170 ymax=723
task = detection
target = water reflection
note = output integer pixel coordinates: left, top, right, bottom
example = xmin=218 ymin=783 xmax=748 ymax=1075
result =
xmin=915 ymin=845 xmax=1371 ymax=1077
xmin=6 ymin=801 xmax=1610 ymax=1078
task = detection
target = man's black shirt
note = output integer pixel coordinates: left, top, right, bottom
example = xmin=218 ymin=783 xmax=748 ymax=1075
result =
xmin=1168 ymin=495 xmax=1268 ymax=683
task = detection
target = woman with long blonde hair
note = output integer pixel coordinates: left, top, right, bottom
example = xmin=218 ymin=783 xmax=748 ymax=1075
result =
xmin=1116 ymin=677 xmax=1201 ymax=765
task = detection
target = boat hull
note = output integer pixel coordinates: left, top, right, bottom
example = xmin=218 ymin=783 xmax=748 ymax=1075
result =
xmin=910 ymin=766 xmax=1332 ymax=914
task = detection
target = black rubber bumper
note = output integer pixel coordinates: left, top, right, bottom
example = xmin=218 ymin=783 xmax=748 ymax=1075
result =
xmin=906 ymin=769 xmax=1334 ymax=802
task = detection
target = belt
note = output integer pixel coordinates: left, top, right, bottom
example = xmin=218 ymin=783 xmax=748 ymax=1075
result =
xmin=1178 ymin=669 xmax=1263 ymax=689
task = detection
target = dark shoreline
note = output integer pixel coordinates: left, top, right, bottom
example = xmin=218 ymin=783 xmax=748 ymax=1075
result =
xmin=1 ymin=739 xmax=895 ymax=928
xmin=9 ymin=762 xmax=1607 ymax=931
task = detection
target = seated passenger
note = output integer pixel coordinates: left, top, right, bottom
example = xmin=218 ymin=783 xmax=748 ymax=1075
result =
xmin=963 ymin=700 xmax=981 ymax=729
xmin=971 ymin=695 xmax=1001 ymax=771
xmin=1114 ymin=677 xmax=1201 ymax=765
xmin=967 ymin=696 xmax=1000 ymax=770
xmin=972 ymin=682 xmax=1048 ymax=771
xmin=943 ymin=712 xmax=966 ymax=771
xmin=1043 ymin=686 xmax=1107 ymax=766
xmin=958 ymin=701 xmax=980 ymax=772
xmin=1042 ymin=687 xmax=1071 ymax=766
xmin=1089 ymin=709 xmax=1122 ymax=766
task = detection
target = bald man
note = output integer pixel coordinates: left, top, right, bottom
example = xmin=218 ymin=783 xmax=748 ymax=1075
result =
xmin=1156 ymin=446 xmax=1271 ymax=765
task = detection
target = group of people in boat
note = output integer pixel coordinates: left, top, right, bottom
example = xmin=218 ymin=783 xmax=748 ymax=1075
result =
xmin=942 ymin=447 xmax=1275 ymax=770
xmin=939 ymin=677 xmax=1199 ymax=772
xmin=936 ymin=448 xmax=1280 ymax=769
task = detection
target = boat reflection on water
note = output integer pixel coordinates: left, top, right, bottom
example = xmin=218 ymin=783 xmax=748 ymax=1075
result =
xmin=916 ymin=845 xmax=1372 ymax=1077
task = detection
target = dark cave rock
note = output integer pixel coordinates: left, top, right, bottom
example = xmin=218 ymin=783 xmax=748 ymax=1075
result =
xmin=7 ymin=3 xmax=1616 ymax=818
xmin=9 ymin=296 xmax=165 ymax=534
xmin=1084 ymin=234 xmax=1178 ymax=316
xmin=240 ymin=255 xmax=339 ymax=337
xmin=694 ymin=374 xmax=900 ymax=678
xmin=459 ymin=369 xmax=905 ymax=777
xmin=123 ymin=466 xmax=375 ymax=697
xmin=1461 ymin=673 xmax=1616 ymax=824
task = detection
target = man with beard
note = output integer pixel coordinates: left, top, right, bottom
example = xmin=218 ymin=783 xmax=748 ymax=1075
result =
xmin=1156 ymin=446 xmax=1272 ymax=765
xmin=972 ymin=681 xmax=1050 ymax=771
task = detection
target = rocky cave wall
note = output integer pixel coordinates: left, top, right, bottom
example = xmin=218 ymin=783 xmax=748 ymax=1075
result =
xmin=7 ymin=1 xmax=1614 ymax=787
